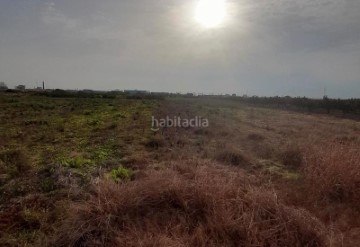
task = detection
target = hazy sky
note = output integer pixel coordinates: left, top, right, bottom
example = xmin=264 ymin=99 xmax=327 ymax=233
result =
xmin=1 ymin=0 xmax=359 ymax=98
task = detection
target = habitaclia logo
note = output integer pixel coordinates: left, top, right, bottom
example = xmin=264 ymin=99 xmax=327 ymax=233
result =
xmin=151 ymin=116 xmax=209 ymax=132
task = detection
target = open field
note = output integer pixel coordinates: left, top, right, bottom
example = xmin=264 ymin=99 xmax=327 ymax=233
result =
xmin=1 ymin=93 xmax=360 ymax=246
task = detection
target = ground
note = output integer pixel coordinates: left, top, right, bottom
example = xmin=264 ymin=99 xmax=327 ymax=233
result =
xmin=0 ymin=93 xmax=359 ymax=246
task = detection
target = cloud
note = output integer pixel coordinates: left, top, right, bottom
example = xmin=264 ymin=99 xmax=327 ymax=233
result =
xmin=41 ymin=2 xmax=80 ymax=29
xmin=241 ymin=0 xmax=360 ymax=52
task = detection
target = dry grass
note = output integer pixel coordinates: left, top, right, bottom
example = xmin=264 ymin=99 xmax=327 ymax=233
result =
xmin=247 ymin=133 xmax=266 ymax=141
xmin=215 ymin=149 xmax=252 ymax=167
xmin=52 ymin=161 xmax=327 ymax=247
xmin=2 ymin=95 xmax=360 ymax=245
xmin=0 ymin=149 xmax=31 ymax=177
xmin=144 ymin=134 xmax=165 ymax=149
xmin=303 ymin=143 xmax=360 ymax=205
xmin=280 ymin=147 xmax=304 ymax=169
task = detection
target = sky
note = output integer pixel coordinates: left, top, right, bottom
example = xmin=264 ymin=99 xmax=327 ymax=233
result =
xmin=0 ymin=0 xmax=359 ymax=98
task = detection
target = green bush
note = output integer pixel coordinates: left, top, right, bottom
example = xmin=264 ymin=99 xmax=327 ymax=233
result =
xmin=109 ymin=166 xmax=134 ymax=182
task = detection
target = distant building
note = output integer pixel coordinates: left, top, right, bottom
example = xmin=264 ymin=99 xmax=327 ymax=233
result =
xmin=15 ymin=85 xmax=26 ymax=91
xmin=232 ymin=94 xmax=237 ymax=97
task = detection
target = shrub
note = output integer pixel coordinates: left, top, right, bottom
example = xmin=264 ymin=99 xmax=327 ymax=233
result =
xmin=215 ymin=149 xmax=251 ymax=167
xmin=280 ymin=147 xmax=303 ymax=169
xmin=20 ymin=207 xmax=42 ymax=229
xmin=40 ymin=177 xmax=56 ymax=193
xmin=144 ymin=135 xmax=165 ymax=149
xmin=53 ymin=162 xmax=327 ymax=246
xmin=108 ymin=166 xmax=134 ymax=182
xmin=247 ymin=133 xmax=265 ymax=141
xmin=303 ymin=143 xmax=360 ymax=204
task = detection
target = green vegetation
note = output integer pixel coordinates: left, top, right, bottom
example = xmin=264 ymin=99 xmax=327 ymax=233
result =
xmin=0 ymin=92 xmax=157 ymax=245
xmin=108 ymin=166 xmax=134 ymax=182
xmin=56 ymin=156 xmax=94 ymax=168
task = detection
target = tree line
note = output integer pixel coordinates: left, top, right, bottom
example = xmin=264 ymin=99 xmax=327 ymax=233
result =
xmin=231 ymin=96 xmax=360 ymax=117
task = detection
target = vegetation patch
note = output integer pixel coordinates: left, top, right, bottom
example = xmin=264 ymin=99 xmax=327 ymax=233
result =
xmin=144 ymin=135 xmax=165 ymax=149
xmin=91 ymin=147 xmax=113 ymax=163
xmin=53 ymin=163 xmax=327 ymax=246
xmin=247 ymin=133 xmax=266 ymax=141
xmin=20 ymin=207 xmax=43 ymax=229
xmin=56 ymin=156 xmax=94 ymax=169
xmin=215 ymin=149 xmax=251 ymax=167
xmin=280 ymin=147 xmax=303 ymax=169
xmin=0 ymin=149 xmax=31 ymax=177
xmin=303 ymin=144 xmax=360 ymax=204
xmin=261 ymin=161 xmax=301 ymax=180
xmin=107 ymin=166 xmax=134 ymax=182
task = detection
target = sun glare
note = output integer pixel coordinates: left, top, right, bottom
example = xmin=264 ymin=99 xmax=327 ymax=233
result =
xmin=195 ymin=0 xmax=226 ymax=28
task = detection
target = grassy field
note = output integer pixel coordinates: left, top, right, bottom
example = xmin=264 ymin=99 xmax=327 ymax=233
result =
xmin=1 ymin=93 xmax=360 ymax=246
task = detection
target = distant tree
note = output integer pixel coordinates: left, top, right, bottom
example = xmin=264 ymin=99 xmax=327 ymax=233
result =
xmin=0 ymin=82 xmax=8 ymax=91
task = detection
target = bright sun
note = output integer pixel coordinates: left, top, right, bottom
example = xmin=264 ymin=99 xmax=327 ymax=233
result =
xmin=195 ymin=0 xmax=226 ymax=28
